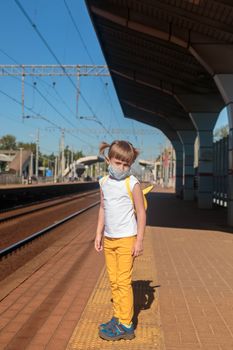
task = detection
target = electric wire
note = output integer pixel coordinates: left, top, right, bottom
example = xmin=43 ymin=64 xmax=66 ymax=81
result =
xmin=0 ymin=49 xmax=75 ymax=127
xmin=34 ymin=85 xmax=77 ymax=128
xmin=63 ymin=0 xmax=93 ymax=64
xmin=0 ymin=87 xmax=60 ymax=129
xmin=0 ymin=50 xmax=97 ymax=145
xmin=63 ymin=0 xmax=121 ymax=129
xmin=0 ymin=87 xmax=97 ymax=148
xmin=0 ymin=48 xmax=19 ymax=65
xmin=2 ymin=70 xmax=76 ymax=128
xmin=62 ymin=0 xmax=164 ymax=156
xmin=31 ymin=76 xmax=98 ymax=139
xmin=14 ymin=0 xmax=113 ymax=138
xmin=48 ymin=77 xmax=97 ymax=138
xmin=0 ymin=47 xmax=77 ymax=128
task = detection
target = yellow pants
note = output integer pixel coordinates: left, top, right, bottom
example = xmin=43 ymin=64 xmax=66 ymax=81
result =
xmin=104 ymin=236 xmax=136 ymax=326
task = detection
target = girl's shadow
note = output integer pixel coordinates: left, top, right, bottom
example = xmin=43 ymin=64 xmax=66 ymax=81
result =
xmin=132 ymin=280 xmax=160 ymax=328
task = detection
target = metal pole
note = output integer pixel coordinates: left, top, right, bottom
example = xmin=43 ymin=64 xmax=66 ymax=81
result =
xmin=19 ymin=147 xmax=23 ymax=177
xmin=71 ymin=147 xmax=74 ymax=177
xmin=22 ymin=66 xmax=25 ymax=120
xmin=90 ymin=164 xmax=93 ymax=179
xmin=160 ymin=149 xmax=163 ymax=185
xmin=54 ymin=156 xmax=57 ymax=183
xmin=98 ymin=161 xmax=100 ymax=178
xmin=30 ymin=152 xmax=33 ymax=176
xmin=61 ymin=129 xmax=65 ymax=179
xmin=36 ymin=129 xmax=39 ymax=177
xmin=76 ymin=68 xmax=80 ymax=118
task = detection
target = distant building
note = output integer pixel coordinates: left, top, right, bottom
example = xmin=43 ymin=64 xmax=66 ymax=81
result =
xmin=0 ymin=150 xmax=31 ymax=176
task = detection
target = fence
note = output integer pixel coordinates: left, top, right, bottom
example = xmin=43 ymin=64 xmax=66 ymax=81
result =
xmin=0 ymin=174 xmax=55 ymax=185
xmin=213 ymin=136 xmax=228 ymax=207
xmin=0 ymin=174 xmax=23 ymax=185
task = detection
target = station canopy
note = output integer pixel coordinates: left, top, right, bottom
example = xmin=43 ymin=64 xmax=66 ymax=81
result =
xmin=85 ymin=0 xmax=232 ymax=138
xmin=76 ymin=156 xmax=105 ymax=166
xmin=139 ymin=159 xmax=155 ymax=168
xmin=0 ymin=154 xmax=12 ymax=162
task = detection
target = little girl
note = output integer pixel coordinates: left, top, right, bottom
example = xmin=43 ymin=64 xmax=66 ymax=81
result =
xmin=95 ymin=140 xmax=146 ymax=341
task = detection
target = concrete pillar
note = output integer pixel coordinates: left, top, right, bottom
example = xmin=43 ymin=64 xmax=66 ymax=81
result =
xmin=190 ymin=112 xmax=219 ymax=209
xmin=172 ymin=140 xmax=183 ymax=197
xmin=214 ymin=74 xmax=233 ymax=225
xmin=177 ymin=130 xmax=196 ymax=200
xmin=227 ymin=104 xmax=233 ymax=225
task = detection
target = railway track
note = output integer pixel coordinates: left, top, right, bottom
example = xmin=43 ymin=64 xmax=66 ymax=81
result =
xmin=0 ymin=190 xmax=100 ymax=259
xmin=0 ymin=189 xmax=99 ymax=224
xmin=0 ymin=202 xmax=105 ymax=348
xmin=0 ymin=200 xmax=99 ymax=259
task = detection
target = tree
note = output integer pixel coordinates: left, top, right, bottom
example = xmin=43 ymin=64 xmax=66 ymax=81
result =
xmin=40 ymin=152 xmax=56 ymax=168
xmin=214 ymin=125 xmax=229 ymax=141
xmin=0 ymin=134 xmax=17 ymax=150
xmin=17 ymin=141 xmax=36 ymax=153
xmin=63 ymin=146 xmax=84 ymax=163
xmin=74 ymin=150 xmax=84 ymax=160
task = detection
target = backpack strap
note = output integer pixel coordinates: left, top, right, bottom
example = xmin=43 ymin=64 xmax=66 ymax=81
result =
xmin=99 ymin=175 xmax=109 ymax=186
xmin=125 ymin=176 xmax=134 ymax=206
xmin=126 ymin=177 xmax=154 ymax=211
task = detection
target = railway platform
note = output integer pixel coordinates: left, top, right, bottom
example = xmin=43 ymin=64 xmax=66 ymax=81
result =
xmin=0 ymin=181 xmax=99 ymax=211
xmin=1 ymin=187 xmax=233 ymax=350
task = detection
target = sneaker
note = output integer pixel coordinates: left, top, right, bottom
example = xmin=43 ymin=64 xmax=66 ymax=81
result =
xmin=99 ymin=322 xmax=135 ymax=341
xmin=99 ymin=316 xmax=119 ymax=330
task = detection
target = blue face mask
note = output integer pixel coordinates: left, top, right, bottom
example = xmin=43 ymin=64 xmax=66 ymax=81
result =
xmin=108 ymin=164 xmax=131 ymax=180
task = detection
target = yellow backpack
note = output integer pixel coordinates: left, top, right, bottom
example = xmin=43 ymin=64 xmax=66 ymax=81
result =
xmin=99 ymin=175 xmax=153 ymax=211
xmin=125 ymin=176 xmax=153 ymax=211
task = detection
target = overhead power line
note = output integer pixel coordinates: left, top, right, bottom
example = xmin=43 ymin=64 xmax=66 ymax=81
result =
xmin=0 ymin=87 xmax=96 ymax=148
xmin=63 ymin=0 xmax=94 ymax=64
xmin=0 ymin=48 xmax=19 ymax=64
xmin=63 ymin=0 xmax=121 ymax=129
xmin=14 ymin=0 xmax=113 ymax=138
xmin=1 ymin=66 xmax=79 ymax=129
xmin=0 ymin=54 xmax=107 ymax=143
xmin=0 ymin=55 xmax=102 ymax=139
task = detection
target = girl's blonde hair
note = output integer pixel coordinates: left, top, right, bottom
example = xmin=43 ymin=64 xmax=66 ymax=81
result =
xmin=99 ymin=140 xmax=139 ymax=164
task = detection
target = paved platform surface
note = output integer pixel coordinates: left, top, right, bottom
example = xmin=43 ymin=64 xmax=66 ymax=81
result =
xmin=0 ymin=207 xmax=104 ymax=350
xmin=67 ymin=188 xmax=233 ymax=350
xmin=66 ymin=226 xmax=163 ymax=350
xmin=147 ymin=190 xmax=233 ymax=350
xmin=1 ymin=187 xmax=233 ymax=350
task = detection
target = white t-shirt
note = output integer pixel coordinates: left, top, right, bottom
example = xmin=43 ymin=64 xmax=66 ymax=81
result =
xmin=99 ymin=175 xmax=139 ymax=238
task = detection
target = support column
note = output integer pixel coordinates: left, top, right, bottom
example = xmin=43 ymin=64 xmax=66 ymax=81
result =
xmin=172 ymin=140 xmax=183 ymax=197
xmin=214 ymin=74 xmax=233 ymax=225
xmin=227 ymin=104 xmax=233 ymax=225
xmin=190 ymin=113 xmax=219 ymax=209
xmin=177 ymin=130 xmax=196 ymax=200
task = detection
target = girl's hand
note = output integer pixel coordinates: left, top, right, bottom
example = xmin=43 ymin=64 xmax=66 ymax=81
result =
xmin=132 ymin=238 xmax=143 ymax=257
xmin=94 ymin=234 xmax=103 ymax=252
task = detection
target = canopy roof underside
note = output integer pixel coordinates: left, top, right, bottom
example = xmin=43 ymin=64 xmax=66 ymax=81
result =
xmin=85 ymin=0 xmax=233 ymax=138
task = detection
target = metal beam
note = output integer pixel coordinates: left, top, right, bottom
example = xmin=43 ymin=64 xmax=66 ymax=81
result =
xmin=0 ymin=65 xmax=110 ymax=76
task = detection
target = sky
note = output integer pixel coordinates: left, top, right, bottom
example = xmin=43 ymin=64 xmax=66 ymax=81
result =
xmin=0 ymin=0 xmax=228 ymax=162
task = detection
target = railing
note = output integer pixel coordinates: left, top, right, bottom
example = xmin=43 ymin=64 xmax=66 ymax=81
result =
xmin=0 ymin=174 xmax=55 ymax=185
xmin=213 ymin=136 xmax=228 ymax=207
xmin=0 ymin=174 xmax=23 ymax=185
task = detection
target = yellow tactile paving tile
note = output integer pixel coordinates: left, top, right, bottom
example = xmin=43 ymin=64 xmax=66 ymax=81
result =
xmin=66 ymin=228 xmax=165 ymax=350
